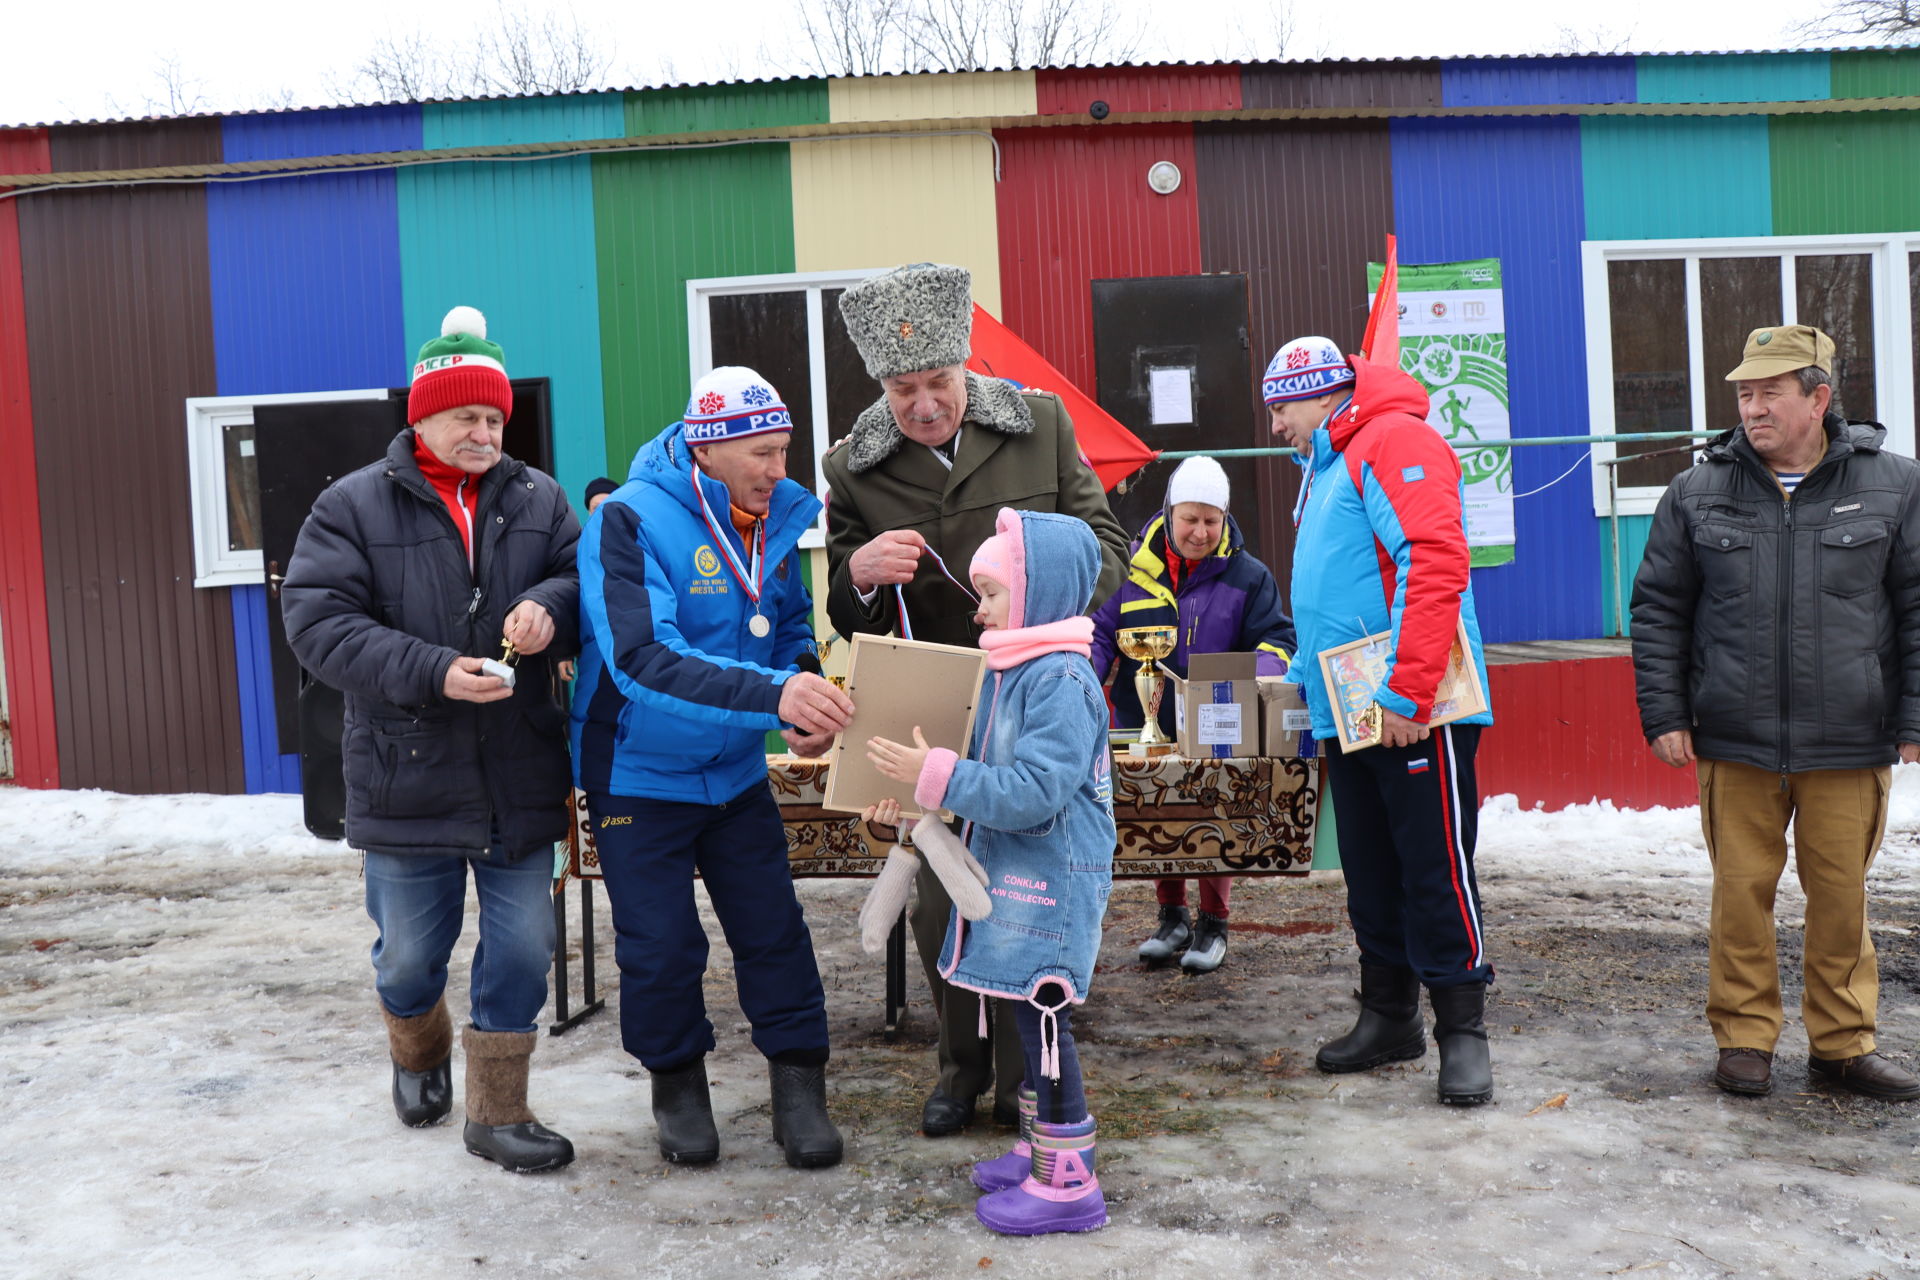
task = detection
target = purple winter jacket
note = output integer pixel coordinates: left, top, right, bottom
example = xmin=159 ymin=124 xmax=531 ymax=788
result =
xmin=1089 ymin=509 xmax=1295 ymax=736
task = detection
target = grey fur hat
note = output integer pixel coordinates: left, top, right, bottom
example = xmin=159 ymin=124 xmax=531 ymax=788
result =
xmin=838 ymin=263 xmax=973 ymax=380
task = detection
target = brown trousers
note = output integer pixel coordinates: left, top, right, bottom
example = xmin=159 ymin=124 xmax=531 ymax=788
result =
xmin=1697 ymin=759 xmax=1890 ymax=1058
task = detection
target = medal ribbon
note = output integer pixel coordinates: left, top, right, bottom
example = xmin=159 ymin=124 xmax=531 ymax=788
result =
xmin=691 ymin=466 xmax=764 ymax=606
xmin=892 ymin=541 xmax=979 ymax=641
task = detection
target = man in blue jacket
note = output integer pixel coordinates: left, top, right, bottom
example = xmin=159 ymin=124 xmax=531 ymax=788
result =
xmin=572 ymin=367 xmax=856 ymax=1169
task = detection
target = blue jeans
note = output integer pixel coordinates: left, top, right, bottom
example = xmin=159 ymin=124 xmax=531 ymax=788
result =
xmin=364 ymin=851 xmax=556 ymax=1034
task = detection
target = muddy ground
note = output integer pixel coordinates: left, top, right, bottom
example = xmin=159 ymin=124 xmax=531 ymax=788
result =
xmin=3 ymin=791 xmax=1918 ymax=1279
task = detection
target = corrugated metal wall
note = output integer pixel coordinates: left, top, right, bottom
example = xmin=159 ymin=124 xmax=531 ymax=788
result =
xmin=1391 ymin=116 xmax=1601 ymax=643
xmin=1830 ymin=48 xmax=1920 ymax=98
xmin=827 ymin=70 xmax=1036 ymax=122
xmin=628 ymin=80 xmax=830 ymax=134
xmin=1034 ymin=65 xmax=1241 ymax=116
xmin=209 ymin=105 xmax=420 ymax=793
xmin=1637 ymin=53 xmax=1830 ymax=104
xmin=22 ymin=119 xmax=244 ymax=793
xmin=593 ymin=141 xmax=797 ymax=469
xmin=1240 ymin=60 xmax=1441 ymax=110
xmin=993 ymin=124 xmax=1203 ymax=398
xmin=1771 ymin=111 xmax=1920 ymax=234
xmin=1581 ymin=115 xmax=1773 ymax=240
xmin=1442 ymin=56 xmax=1636 ymax=107
xmin=1194 ymin=120 xmax=1397 ymax=583
xmin=0 ymin=128 xmax=57 ymax=786
xmin=401 ymin=96 xmax=622 ymax=509
xmin=791 ymin=135 xmax=1004 ymax=315
xmin=1479 ymin=655 xmax=1698 ymax=809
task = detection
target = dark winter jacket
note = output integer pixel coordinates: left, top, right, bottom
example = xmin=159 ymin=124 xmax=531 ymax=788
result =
xmin=1088 ymin=509 xmax=1295 ymax=736
xmin=281 ymin=430 xmax=581 ymax=860
xmin=1630 ymin=414 xmax=1920 ymax=772
xmin=823 ymin=373 xmax=1130 ymax=647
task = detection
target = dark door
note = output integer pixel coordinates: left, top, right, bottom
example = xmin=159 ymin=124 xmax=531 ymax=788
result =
xmin=1090 ymin=276 xmax=1259 ymax=559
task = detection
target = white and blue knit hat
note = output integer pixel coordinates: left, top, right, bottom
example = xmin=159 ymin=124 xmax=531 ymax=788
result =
xmin=683 ymin=366 xmax=794 ymax=443
xmin=1262 ymin=336 xmax=1357 ymax=405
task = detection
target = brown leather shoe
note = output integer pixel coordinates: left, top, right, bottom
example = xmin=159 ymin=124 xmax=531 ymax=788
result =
xmin=1713 ymin=1047 xmax=1773 ymax=1095
xmin=1807 ymin=1052 xmax=1920 ymax=1101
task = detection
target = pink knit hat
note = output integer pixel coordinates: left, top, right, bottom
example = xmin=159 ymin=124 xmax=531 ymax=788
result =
xmin=968 ymin=509 xmax=1028 ymax=629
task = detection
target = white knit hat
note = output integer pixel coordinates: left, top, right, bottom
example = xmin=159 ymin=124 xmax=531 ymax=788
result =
xmin=683 ymin=366 xmax=793 ymax=442
xmin=1166 ymin=456 xmax=1230 ymax=513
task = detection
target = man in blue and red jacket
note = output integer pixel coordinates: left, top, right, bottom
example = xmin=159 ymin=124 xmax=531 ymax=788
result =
xmin=1267 ymin=335 xmax=1496 ymax=1107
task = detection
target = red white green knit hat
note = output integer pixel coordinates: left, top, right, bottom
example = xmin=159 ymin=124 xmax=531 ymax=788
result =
xmin=683 ymin=366 xmax=793 ymax=443
xmin=408 ymin=306 xmax=513 ymax=425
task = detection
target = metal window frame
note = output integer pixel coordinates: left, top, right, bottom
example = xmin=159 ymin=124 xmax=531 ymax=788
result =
xmin=183 ymin=389 xmax=390 ymax=588
xmin=686 ymin=269 xmax=887 ymax=549
xmin=1581 ymin=231 xmax=1920 ymax=517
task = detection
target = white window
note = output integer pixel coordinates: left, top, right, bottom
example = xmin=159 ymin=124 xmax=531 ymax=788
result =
xmin=184 ymin=390 xmax=388 ymax=588
xmin=1582 ymin=233 xmax=1920 ymax=516
xmin=687 ymin=270 xmax=887 ymax=548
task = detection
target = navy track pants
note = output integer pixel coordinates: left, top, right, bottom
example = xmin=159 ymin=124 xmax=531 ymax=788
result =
xmin=587 ymin=784 xmax=829 ymax=1070
xmin=1323 ymin=723 xmax=1491 ymax=988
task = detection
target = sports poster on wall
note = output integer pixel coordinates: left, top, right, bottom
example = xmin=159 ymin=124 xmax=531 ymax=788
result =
xmin=1367 ymin=257 xmax=1516 ymax=568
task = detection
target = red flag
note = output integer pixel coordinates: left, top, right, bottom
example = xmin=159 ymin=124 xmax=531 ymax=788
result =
xmin=1361 ymin=233 xmax=1400 ymax=367
xmin=965 ymin=304 xmax=1158 ymax=492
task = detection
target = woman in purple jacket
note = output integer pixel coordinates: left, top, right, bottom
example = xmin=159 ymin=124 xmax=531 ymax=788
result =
xmin=1089 ymin=457 xmax=1295 ymax=973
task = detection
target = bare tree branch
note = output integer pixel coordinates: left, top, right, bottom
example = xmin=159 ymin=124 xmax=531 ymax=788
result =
xmin=1545 ymin=21 xmax=1638 ymax=54
xmin=797 ymin=0 xmax=912 ymax=77
xmin=334 ymin=4 xmax=617 ymax=105
xmin=1794 ymin=0 xmax=1920 ymax=42
xmin=1210 ymin=0 xmax=1326 ymax=63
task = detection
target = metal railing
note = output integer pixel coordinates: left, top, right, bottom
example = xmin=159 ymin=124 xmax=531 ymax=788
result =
xmin=1146 ymin=429 xmax=1728 ymax=639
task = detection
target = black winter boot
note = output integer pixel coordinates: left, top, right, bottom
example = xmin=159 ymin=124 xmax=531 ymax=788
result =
xmin=381 ymin=1000 xmax=453 ymax=1128
xmin=461 ymin=1028 xmax=574 ymax=1173
xmin=1316 ymin=963 xmax=1427 ymax=1073
xmin=768 ymin=1059 xmax=843 ymax=1169
xmin=650 ymin=1057 xmax=720 ymax=1165
xmin=1430 ymin=983 xmax=1494 ymax=1106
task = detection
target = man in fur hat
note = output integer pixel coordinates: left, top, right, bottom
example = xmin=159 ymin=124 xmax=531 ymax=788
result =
xmin=823 ymin=263 xmax=1130 ymax=1136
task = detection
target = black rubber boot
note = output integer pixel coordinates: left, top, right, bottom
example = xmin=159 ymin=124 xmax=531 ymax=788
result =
xmin=1430 ymin=982 xmax=1494 ymax=1106
xmin=461 ymin=1028 xmax=574 ymax=1173
xmin=650 ymin=1058 xmax=720 ymax=1165
xmin=1316 ymin=962 xmax=1427 ymax=1073
xmin=768 ymin=1060 xmax=843 ymax=1169
xmin=381 ymin=1000 xmax=453 ymax=1128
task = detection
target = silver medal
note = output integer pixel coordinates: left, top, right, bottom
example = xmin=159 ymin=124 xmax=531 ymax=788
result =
xmin=749 ymin=613 xmax=771 ymax=638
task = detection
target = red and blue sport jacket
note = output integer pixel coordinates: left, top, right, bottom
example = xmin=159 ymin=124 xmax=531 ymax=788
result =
xmin=1286 ymin=358 xmax=1493 ymax=740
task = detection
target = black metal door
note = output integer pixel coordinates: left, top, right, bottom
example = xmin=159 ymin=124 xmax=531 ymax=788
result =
xmin=256 ymin=397 xmax=406 ymax=755
xmin=1090 ymin=275 xmax=1259 ymax=558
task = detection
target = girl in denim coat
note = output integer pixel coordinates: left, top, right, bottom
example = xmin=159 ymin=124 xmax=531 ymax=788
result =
xmin=867 ymin=507 xmax=1116 ymax=1236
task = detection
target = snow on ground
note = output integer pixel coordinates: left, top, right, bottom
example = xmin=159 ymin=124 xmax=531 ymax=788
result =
xmin=3 ymin=779 xmax=1919 ymax=1280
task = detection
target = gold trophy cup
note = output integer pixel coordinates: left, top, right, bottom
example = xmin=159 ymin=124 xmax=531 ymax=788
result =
xmin=1116 ymin=625 xmax=1179 ymax=757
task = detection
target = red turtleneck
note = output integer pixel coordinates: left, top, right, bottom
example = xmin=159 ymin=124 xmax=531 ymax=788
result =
xmin=413 ymin=434 xmax=482 ymax=571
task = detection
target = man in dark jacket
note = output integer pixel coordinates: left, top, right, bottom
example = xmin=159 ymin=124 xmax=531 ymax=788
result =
xmin=823 ymin=263 xmax=1130 ymax=1136
xmin=1089 ymin=455 xmax=1295 ymax=973
xmin=1631 ymin=324 xmax=1920 ymax=1102
xmin=282 ymin=307 xmax=583 ymax=1171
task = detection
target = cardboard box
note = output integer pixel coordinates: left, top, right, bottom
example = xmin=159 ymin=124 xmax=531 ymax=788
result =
xmin=1170 ymin=652 xmax=1260 ymax=759
xmin=1257 ymin=676 xmax=1319 ymax=758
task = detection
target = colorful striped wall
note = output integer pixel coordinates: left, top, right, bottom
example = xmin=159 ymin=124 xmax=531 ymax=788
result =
xmin=2 ymin=51 xmax=1918 ymax=794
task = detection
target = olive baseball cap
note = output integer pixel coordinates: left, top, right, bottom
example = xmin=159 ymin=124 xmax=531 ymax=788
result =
xmin=1724 ymin=324 xmax=1834 ymax=381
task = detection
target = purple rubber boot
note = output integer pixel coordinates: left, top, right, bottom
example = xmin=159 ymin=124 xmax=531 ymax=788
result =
xmin=970 ymin=1085 xmax=1037 ymax=1192
xmin=975 ymin=1115 xmax=1106 ymax=1235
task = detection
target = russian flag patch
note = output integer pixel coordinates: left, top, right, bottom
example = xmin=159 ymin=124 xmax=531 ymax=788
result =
xmin=1407 ymin=759 xmax=1431 ymax=774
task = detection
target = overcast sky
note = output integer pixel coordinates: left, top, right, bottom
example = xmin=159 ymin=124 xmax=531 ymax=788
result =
xmin=0 ymin=0 xmax=1873 ymax=128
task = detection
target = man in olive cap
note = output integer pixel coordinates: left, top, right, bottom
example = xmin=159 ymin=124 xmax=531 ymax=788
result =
xmin=823 ymin=262 xmax=1129 ymax=1136
xmin=1632 ymin=324 xmax=1920 ymax=1102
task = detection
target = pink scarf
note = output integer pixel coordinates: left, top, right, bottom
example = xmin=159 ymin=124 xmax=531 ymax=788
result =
xmin=978 ymin=616 xmax=1095 ymax=670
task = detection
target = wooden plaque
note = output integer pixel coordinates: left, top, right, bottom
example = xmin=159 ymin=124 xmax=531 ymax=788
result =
xmin=1318 ymin=618 xmax=1486 ymax=753
xmin=824 ymin=633 xmax=988 ymax=818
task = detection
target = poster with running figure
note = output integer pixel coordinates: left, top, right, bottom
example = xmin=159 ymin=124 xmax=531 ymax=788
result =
xmin=1367 ymin=257 xmax=1516 ymax=568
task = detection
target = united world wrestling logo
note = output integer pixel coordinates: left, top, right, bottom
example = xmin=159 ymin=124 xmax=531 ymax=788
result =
xmin=694 ymin=545 xmax=722 ymax=577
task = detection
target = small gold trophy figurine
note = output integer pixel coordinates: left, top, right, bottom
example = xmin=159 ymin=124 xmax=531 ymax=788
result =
xmin=1116 ymin=625 xmax=1178 ymax=758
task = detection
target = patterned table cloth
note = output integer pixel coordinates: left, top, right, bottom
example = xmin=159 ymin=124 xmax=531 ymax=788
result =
xmin=568 ymin=753 xmax=1320 ymax=881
